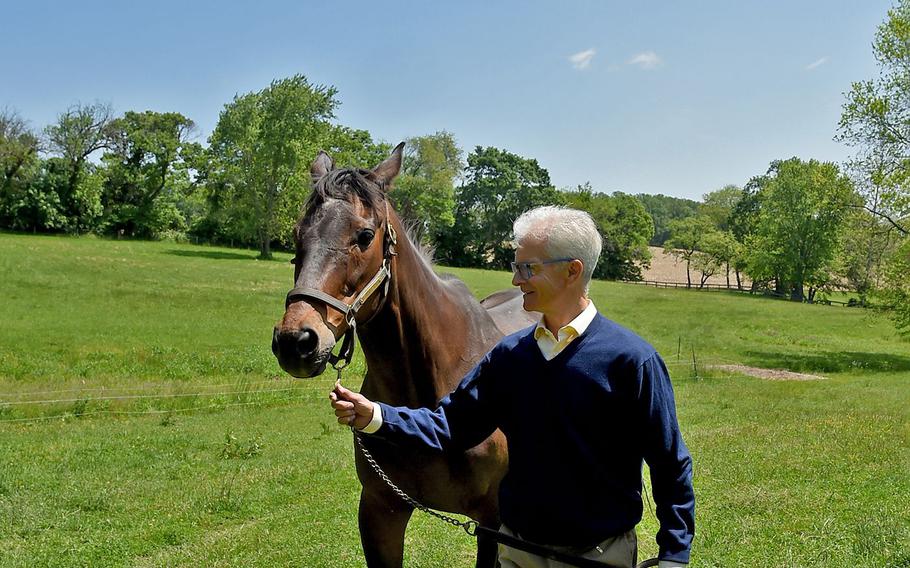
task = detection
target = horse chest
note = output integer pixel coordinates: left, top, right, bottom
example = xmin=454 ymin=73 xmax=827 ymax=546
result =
xmin=354 ymin=435 xmax=501 ymax=511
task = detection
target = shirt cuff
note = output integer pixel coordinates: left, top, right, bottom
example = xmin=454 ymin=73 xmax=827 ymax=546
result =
xmin=360 ymin=402 xmax=383 ymax=434
xmin=658 ymin=561 xmax=687 ymax=568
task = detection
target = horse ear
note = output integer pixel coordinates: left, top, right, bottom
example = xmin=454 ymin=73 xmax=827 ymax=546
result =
xmin=311 ymin=151 xmax=335 ymax=181
xmin=370 ymin=142 xmax=405 ymax=190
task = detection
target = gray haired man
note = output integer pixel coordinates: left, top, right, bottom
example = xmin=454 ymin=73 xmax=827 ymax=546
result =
xmin=333 ymin=206 xmax=695 ymax=567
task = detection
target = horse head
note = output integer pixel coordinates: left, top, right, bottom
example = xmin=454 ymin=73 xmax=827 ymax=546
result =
xmin=272 ymin=143 xmax=404 ymax=378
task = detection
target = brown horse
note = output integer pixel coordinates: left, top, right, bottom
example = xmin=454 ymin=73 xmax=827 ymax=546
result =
xmin=272 ymin=144 xmax=536 ymax=567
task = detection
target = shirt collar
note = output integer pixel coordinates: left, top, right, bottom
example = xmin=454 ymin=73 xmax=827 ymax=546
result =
xmin=534 ymin=300 xmax=598 ymax=341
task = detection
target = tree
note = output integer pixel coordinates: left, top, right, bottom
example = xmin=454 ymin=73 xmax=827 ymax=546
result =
xmin=100 ymin=111 xmax=201 ymax=238
xmin=838 ymin=1 xmax=910 ymax=237
xmin=44 ymin=102 xmax=115 ymax=229
xmin=663 ymin=216 xmax=717 ymax=288
xmin=700 ymin=184 xmax=744 ymax=232
xmin=840 ymin=207 xmax=902 ymax=304
xmin=744 ymin=158 xmax=857 ymax=302
xmin=393 ymin=131 xmax=463 ymax=242
xmin=207 ymin=75 xmax=339 ymax=258
xmin=634 ymin=193 xmax=701 ymax=246
xmin=697 ymin=230 xmax=740 ymax=289
xmin=564 ymin=184 xmax=653 ymax=280
xmin=838 ymin=3 xmax=910 ymax=329
xmin=436 ymin=146 xmax=563 ymax=268
xmin=879 ymin=238 xmax=910 ymax=334
xmin=0 ymin=109 xmax=42 ymax=228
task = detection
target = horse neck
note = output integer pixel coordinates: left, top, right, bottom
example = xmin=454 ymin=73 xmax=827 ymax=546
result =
xmin=357 ymin=215 xmax=495 ymax=408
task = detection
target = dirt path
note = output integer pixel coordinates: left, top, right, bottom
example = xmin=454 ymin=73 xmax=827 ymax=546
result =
xmin=708 ymin=364 xmax=827 ymax=381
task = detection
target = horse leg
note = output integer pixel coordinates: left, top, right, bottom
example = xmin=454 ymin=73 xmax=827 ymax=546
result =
xmin=358 ymin=489 xmax=414 ymax=568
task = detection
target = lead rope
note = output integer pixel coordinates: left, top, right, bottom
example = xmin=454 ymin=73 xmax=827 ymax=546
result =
xmin=333 ymin=363 xmax=477 ymax=534
xmin=351 ymin=426 xmax=479 ymax=535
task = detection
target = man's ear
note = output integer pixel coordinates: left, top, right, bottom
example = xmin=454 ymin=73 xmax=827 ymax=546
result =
xmin=567 ymin=259 xmax=585 ymax=282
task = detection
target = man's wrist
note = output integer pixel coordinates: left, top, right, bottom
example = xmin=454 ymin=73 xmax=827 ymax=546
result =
xmin=361 ymin=402 xmax=383 ymax=434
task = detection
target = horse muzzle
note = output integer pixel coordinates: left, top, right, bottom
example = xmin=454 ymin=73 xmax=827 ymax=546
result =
xmin=272 ymin=325 xmax=334 ymax=378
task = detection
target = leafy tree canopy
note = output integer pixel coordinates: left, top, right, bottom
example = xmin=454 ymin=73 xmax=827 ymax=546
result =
xmin=393 ymin=131 xmax=463 ymax=242
xmin=564 ymin=183 xmax=653 ymax=281
xmin=101 ymin=110 xmax=200 ymax=238
xmin=206 ymin=75 xmax=341 ymax=258
xmin=436 ymin=146 xmax=563 ymax=268
xmin=634 ymin=193 xmax=701 ymax=246
xmin=744 ymin=158 xmax=858 ymax=301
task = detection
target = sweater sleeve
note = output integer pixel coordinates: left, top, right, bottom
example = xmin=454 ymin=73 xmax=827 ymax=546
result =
xmin=638 ymin=353 xmax=696 ymax=564
xmin=373 ymin=349 xmax=502 ymax=452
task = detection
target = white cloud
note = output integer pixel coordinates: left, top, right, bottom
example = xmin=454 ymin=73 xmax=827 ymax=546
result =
xmin=627 ymin=51 xmax=662 ymax=70
xmin=569 ymin=48 xmax=596 ymax=70
xmin=806 ymin=57 xmax=829 ymax=70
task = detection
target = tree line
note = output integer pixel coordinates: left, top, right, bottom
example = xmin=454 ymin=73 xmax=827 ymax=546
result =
xmin=0 ymin=75 xmax=655 ymax=280
xmin=2 ymin=1 xmax=909 ymax=333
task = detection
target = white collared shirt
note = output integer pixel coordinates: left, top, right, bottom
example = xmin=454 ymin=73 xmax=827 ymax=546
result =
xmin=533 ymin=299 xmax=597 ymax=361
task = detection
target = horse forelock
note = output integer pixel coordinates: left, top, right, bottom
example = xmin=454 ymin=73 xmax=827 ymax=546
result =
xmin=305 ymin=168 xmax=386 ymax=216
xmin=296 ymin=169 xmax=439 ymax=269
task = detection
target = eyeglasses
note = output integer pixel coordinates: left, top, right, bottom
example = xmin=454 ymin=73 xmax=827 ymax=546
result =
xmin=510 ymin=258 xmax=575 ymax=280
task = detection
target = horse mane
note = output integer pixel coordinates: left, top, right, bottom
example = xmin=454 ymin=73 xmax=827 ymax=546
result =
xmin=401 ymin=219 xmax=436 ymax=266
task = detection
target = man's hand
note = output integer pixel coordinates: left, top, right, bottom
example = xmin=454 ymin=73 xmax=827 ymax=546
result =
xmin=330 ymin=384 xmax=375 ymax=430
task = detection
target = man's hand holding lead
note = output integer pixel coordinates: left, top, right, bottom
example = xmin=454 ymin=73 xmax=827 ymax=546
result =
xmin=330 ymin=385 xmax=375 ymax=430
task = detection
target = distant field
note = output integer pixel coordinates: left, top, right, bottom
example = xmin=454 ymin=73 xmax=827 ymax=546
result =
xmin=642 ymin=246 xmax=747 ymax=287
xmin=1 ymin=233 xmax=908 ymax=567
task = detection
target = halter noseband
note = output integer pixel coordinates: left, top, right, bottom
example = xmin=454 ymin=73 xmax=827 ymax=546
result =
xmin=284 ymin=201 xmax=398 ymax=370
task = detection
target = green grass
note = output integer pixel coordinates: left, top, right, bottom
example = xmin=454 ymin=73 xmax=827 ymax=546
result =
xmin=1 ymin=233 xmax=908 ymax=567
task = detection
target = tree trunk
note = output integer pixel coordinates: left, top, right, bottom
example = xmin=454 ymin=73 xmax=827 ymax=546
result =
xmin=259 ymin=236 xmax=272 ymax=259
xmin=685 ymin=259 xmax=692 ymax=289
xmin=775 ymin=277 xmax=786 ymax=296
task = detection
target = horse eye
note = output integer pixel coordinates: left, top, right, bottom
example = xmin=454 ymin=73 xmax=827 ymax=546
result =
xmin=357 ymin=229 xmax=375 ymax=248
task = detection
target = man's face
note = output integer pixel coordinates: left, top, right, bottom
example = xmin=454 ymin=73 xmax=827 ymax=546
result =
xmin=511 ymin=237 xmax=568 ymax=314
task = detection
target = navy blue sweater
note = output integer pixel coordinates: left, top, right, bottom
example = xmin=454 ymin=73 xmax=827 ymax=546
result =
xmin=376 ymin=314 xmax=695 ymax=563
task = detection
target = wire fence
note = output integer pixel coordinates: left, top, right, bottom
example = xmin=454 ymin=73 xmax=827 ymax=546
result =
xmin=2 ymin=386 xmax=311 ymax=406
xmin=0 ymin=354 xmax=781 ymax=425
xmin=1 ymin=378 xmax=296 ymax=398
xmin=622 ymin=279 xmax=858 ymax=306
xmin=0 ymin=398 xmax=311 ymax=424
xmin=0 ymin=377 xmax=343 ymax=425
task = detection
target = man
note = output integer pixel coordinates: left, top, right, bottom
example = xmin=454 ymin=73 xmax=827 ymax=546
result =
xmin=331 ymin=206 xmax=695 ymax=567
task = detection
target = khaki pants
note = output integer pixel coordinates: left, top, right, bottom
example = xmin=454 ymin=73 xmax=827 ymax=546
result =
xmin=497 ymin=524 xmax=638 ymax=568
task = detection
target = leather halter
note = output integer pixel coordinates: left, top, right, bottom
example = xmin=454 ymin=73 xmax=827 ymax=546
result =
xmin=284 ymin=201 xmax=398 ymax=370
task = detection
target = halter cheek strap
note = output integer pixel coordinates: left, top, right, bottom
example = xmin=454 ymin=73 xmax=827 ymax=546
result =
xmin=284 ymin=202 xmax=398 ymax=370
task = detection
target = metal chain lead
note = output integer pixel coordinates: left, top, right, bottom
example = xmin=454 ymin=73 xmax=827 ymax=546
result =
xmin=351 ymin=428 xmax=478 ymax=536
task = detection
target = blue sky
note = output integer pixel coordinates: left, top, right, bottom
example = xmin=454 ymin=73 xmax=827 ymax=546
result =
xmin=0 ymin=1 xmax=893 ymax=200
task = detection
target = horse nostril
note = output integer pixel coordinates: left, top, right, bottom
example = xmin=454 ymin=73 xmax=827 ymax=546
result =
xmin=271 ymin=328 xmax=280 ymax=356
xmin=295 ymin=328 xmax=318 ymax=357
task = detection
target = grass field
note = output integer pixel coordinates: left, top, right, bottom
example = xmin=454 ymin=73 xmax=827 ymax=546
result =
xmin=1 ymin=233 xmax=908 ymax=567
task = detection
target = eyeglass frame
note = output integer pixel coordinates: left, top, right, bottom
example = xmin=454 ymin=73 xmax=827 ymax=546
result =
xmin=510 ymin=257 xmax=576 ymax=280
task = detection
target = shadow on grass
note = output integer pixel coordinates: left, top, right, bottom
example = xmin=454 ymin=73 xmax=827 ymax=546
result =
xmin=166 ymin=250 xmax=257 ymax=261
xmin=744 ymin=350 xmax=910 ymax=374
